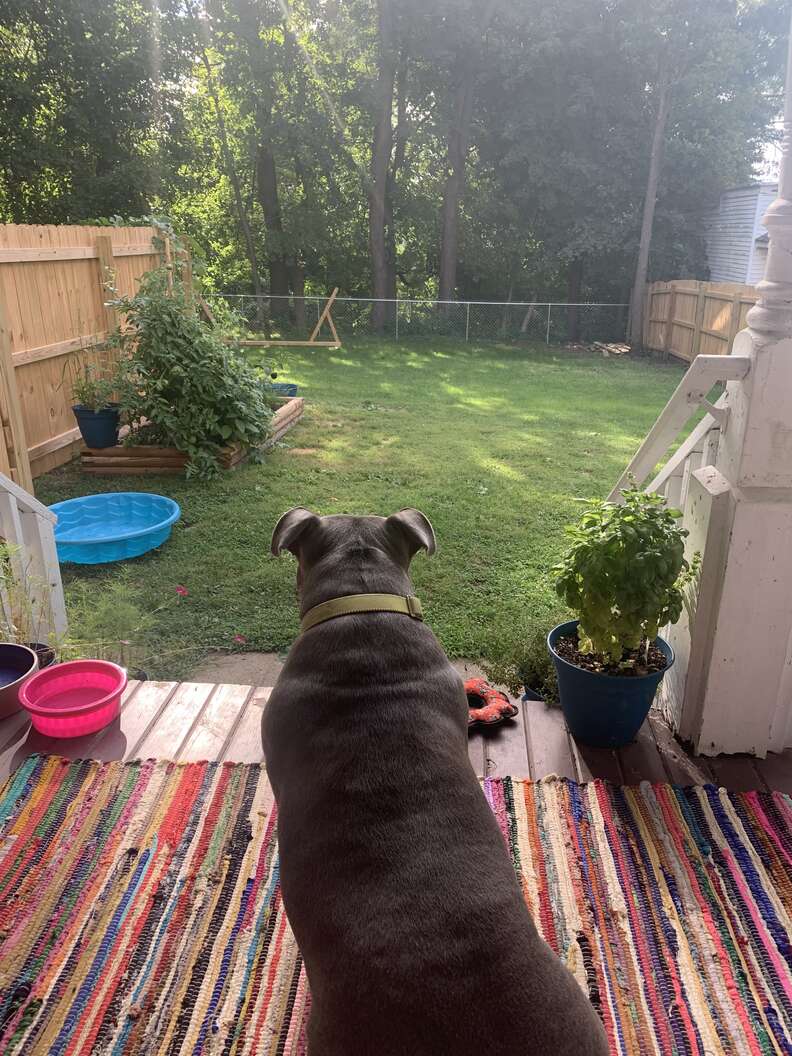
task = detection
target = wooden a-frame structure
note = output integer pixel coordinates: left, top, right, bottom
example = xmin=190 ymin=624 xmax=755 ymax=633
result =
xmin=238 ymin=288 xmax=341 ymax=350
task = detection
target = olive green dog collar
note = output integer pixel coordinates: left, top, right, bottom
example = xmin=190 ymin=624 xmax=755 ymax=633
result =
xmin=300 ymin=593 xmax=424 ymax=633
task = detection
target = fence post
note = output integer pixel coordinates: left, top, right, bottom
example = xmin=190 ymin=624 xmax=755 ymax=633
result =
xmin=465 ymin=302 xmax=470 ymax=342
xmin=178 ymin=235 xmax=194 ymax=306
xmin=545 ymin=304 xmax=552 ymax=345
xmin=0 ymin=299 xmax=33 ymax=492
xmin=663 ymin=282 xmax=678 ymax=360
xmin=692 ymin=282 xmax=706 ymax=360
xmin=95 ymin=234 xmax=118 ymax=332
xmin=727 ymin=290 xmax=743 ymax=353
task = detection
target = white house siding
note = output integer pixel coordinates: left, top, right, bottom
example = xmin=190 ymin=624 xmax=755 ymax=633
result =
xmin=704 ymin=184 xmax=777 ymax=284
xmin=747 ymin=186 xmax=776 ymax=284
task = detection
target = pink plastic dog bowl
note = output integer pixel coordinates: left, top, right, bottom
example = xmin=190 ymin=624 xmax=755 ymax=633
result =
xmin=20 ymin=660 xmax=127 ymax=738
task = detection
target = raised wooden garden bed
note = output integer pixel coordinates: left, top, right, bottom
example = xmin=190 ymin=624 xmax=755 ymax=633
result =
xmin=80 ymin=396 xmax=304 ymax=476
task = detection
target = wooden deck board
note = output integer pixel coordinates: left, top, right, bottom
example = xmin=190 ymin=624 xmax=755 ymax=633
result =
xmin=571 ymin=740 xmax=623 ymax=784
xmin=1 ymin=678 xmax=792 ymax=793
xmin=135 ymin=682 xmax=215 ymax=759
xmin=523 ymin=698 xmax=577 ymax=781
xmin=467 ymin=731 xmax=486 ymax=778
xmin=618 ymin=722 xmax=668 ymax=785
xmin=178 ymin=683 xmax=253 ymax=761
xmin=222 ymin=687 xmax=270 ymax=763
xmin=755 ymin=750 xmax=792 ymax=795
xmin=709 ymin=754 xmax=768 ymax=792
xmin=482 ymin=700 xmax=531 ymax=778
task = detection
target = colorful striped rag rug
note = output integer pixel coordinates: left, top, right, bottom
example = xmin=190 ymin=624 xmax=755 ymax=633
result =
xmin=2 ymin=758 xmax=792 ymax=1053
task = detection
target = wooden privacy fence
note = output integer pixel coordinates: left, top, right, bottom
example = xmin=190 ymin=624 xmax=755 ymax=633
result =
xmin=0 ymin=224 xmax=185 ymax=491
xmin=643 ymin=280 xmax=758 ymax=362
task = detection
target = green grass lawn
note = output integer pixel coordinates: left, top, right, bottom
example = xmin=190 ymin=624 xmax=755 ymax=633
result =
xmin=36 ymin=339 xmax=683 ymax=687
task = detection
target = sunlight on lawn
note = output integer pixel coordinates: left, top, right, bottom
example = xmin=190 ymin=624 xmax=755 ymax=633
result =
xmin=36 ymin=339 xmax=683 ymax=684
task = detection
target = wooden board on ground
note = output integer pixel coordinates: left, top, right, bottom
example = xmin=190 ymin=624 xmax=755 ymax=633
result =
xmin=482 ymin=700 xmax=531 ymax=778
xmin=238 ymin=288 xmax=341 ymax=349
xmin=523 ymin=698 xmax=578 ymax=781
xmin=467 ymin=731 xmax=486 ymax=779
xmin=2 ymin=679 xmax=792 ymax=792
xmin=81 ymin=397 xmax=304 ymax=475
xmin=647 ymin=714 xmax=714 ymax=785
xmin=708 ymin=754 xmax=767 ymax=792
xmin=223 ymin=687 xmax=270 ymax=763
xmin=135 ymin=682 xmax=215 ymax=758
xmin=618 ymin=721 xmax=668 ymax=785
xmin=178 ymin=683 xmax=253 ymax=761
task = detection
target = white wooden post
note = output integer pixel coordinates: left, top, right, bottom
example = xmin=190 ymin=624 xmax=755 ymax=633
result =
xmin=665 ymin=14 xmax=792 ymax=755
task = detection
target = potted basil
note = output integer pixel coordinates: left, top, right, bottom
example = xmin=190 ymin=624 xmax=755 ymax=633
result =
xmin=71 ymin=364 xmax=122 ymax=448
xmin=548 ymin=486 xmax=698 ymax=748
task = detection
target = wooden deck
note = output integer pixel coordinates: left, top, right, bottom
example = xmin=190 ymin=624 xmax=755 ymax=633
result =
xmin=1 ymin=679 xmax=791 ymax=791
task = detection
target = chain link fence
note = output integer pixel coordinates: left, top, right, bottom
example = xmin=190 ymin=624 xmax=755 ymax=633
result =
xmin=211 ymin=295 xmax=628 ymax=345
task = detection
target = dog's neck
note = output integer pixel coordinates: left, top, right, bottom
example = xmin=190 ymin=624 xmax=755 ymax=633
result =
xmin=298 ymin=547 xmax=414 ymax=618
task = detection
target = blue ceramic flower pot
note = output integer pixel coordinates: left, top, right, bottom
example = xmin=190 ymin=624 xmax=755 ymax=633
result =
xmin=73 ymin=404 xmax=120 ymax=449
xmin=271 ymin=383 xmax=298 ymax=397
xmin=547 ymin=620 xmax=674 ymax=748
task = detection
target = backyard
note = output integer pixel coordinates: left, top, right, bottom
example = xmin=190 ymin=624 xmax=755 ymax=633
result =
xmin=36 ymin=339 xmax=683 ymax=686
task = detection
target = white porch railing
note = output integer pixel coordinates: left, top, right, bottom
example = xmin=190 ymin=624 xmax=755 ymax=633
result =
xmin=607 ymin=354 xmax=750 ymax=502
xmin=0 ymin=470 xmax=66 ymax=643
xmin=609 ymin=353 xmax=754 ymax=755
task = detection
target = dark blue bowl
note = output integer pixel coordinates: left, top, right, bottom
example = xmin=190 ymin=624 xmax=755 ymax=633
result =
xmin=547 ymin=620 xmax=673 ymax=748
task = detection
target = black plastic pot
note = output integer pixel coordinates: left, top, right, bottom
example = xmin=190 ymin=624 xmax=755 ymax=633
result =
xmin=27 ymin=642 xmax=56 ymax=669
xmin=72 ymin=404 xmax=120 ymax=448
xmin=547 ymin=620 xmax=674 ymax=748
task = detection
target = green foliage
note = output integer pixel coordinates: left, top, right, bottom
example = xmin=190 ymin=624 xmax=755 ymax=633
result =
xmin=69 ymin=363 xmax=120 ymax=412
xmin=553 ymin=486 xmax=698 ymax=662
xmin=113 ymin=267 xmax=273 ymax=479
xmin=0 ymin=541 xmax=58 ymax=648
xmin=483 ymin=623 xmax=560 ymax=702
xmin=0 ymin=0 xmax=785 ymax=302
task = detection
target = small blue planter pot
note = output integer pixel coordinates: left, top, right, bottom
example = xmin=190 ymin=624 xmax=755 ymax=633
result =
xmin=547 ymin=620 xmax=674 ymax=748
xmin=270 ymin=383 xmax=298 ymax=397
xmin=72 ymin=404 xmax=120 ymax=449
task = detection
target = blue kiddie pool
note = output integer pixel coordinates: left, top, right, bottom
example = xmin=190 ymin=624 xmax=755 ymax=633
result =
xmin=50 ymin=492 xmax=181 ymax=564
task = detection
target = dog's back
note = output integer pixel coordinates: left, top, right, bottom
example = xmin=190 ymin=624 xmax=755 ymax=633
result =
xmin=263 ymin=509 xmax=609 ymax=1055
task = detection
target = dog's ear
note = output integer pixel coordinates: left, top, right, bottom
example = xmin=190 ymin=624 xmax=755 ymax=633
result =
xmin=386 ymin=508 xmax=437 ymax=557
xmin=271 ymin=507 xmax=320 ymax=556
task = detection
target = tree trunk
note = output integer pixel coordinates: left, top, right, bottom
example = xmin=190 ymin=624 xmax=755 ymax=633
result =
xmin=256 ymin=143 xmax=290 ymax=317
xmin=290 ymin=261 xmax=306 ymax=331
xmin=383 ymin=48 xmax=408 ymax=324
xmin=368 ymin=0 xmax=396 ymax=333
xmin=629 ymin=66 xmax=671 ymax=347
xmin=200 ymin=51 xmax=264 ymax=303
xmin=566 ymin=257 xmax=583 ymax=342
xmin=438 ymin=69 xmax=474 ymax=304
xmin=437 ymin=0 xmax=499 ymax=305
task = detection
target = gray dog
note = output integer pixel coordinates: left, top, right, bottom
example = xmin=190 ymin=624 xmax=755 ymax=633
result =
xmin=262 ymin=507 xmax=609 ymax=1056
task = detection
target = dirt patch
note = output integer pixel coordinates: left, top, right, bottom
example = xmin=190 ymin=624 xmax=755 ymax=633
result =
xmin=189 ymin=651 xmax=286 ymax=686
xmin=288 ymin=447 xmax=319 ymax=455
xmin=554 ymin=635 xmax=667 ymax=677
xmin=187 ymin=653 xmax=504 ymax=692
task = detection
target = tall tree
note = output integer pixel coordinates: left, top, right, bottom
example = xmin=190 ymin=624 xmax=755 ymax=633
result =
xmin=627 ymin=0 xmax=784 ymax=345
xmin=437 ymin=0 xmax=498 ymax=303
xmin=368 ymin=0 xmax=397 ymax=331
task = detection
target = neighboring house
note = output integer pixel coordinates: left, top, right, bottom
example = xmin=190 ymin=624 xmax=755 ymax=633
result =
xmin=703 ymin=182 xmax=776 ymax=284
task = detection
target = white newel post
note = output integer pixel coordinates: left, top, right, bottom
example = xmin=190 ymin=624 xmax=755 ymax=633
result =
xmin=666 ymin=19 xmax=792 ymax=756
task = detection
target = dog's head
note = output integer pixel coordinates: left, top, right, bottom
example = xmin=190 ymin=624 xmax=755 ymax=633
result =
xmin=271 ymin=508 xmax=436 ymax=612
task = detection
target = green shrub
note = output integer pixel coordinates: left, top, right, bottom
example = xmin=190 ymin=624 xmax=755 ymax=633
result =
xmin=552 ymin=485 xmax=697 ymax=662
xmin=113 ymin=268 xmax=273 ymax=479
xmin=483 ymin=622 xmax=560 ymax=702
